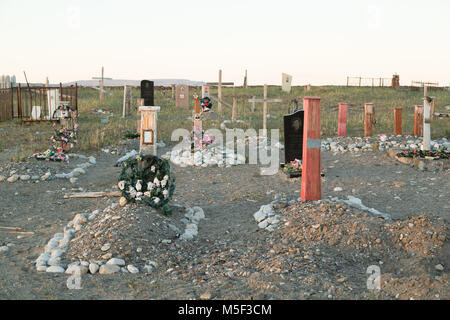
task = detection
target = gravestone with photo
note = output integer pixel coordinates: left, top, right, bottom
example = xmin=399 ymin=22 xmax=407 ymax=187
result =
xmin=140 ymin=80 xmax=154 ymax=106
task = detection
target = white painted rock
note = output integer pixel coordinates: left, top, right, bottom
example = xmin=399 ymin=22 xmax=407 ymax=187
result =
xmin=101 ymin=243 xmax=111 ymax=251
xmin=20 ymin=175 xmax=31 ymax=181
xmin=46 ymin=266 xmax=65 ymax=273
xmin=106 ymin=258 xmax=125 ymax=266
xmin=334 ymin=187 xmax=343 ymax=192
xmin=99 ymin=264 xmax=120 ymax=274
xmin=254 ymin=210 xmax=267 ymax=223
xmin=88 ymin=263 xmax=99 ymax=274
xmin=127 ymin=265 xmax=139 ymax=274
xmin=65 ymin=265 xmax=88 ymax=275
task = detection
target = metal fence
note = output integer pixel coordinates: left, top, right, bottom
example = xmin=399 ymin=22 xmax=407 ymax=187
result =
xmin=17 ymin=84 xmax=78 ymax=122
xmin=0 ymin=88 xmax=13 ymax=122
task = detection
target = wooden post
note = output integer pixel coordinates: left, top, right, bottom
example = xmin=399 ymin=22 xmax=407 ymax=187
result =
xmin=346 ymin=76 xmax=349 ymax=87
xmin=430 ymin=98 xmax=435 ymax=121
xmin=218 ymin=69 xmax=222 ymax=113
xmin=136 ymin=98 xmax=144 ymax=134
xmin=423 ymin=98 xmax=431 ymax=150
xmin=414 ymin=105 xmax=424 ymax=136
xmin=17 ymin=84 xmax=22 ymax=119
xmin=45 ymin=77 xmax=49 ymax=88
xmin=171 ymin=84 xmax=175 ymax=99
xmin=139 ymin=106 xmax=160 ymax=156
xmin=394 ymin=108 xmax=402 ymax=135
xmin=75 ymin=83 xmax=78 ymax=112
xmin=393 ymin=107 xmax=402 ymax=135
xmin=251 ymin=96 xmax=256 ymax=112
xmin=243 ymin=70 xmax=248 ymax=88
xmin=122 ymin=85 xmax=127 ymax=118
xmin=263 ymin=84 xmax=268 ymax=136
xmin=100 ymin=66 xmax=104 ymax=105
xmin=301 ymin=96 xmax=321 ymax=201
xmin=232 ymin=96 xmax=237 ymax=122
xmin=364 ymin=103 xmax=374 ymax=137
xmin=337 ymin=103 xmax=348 ymax=137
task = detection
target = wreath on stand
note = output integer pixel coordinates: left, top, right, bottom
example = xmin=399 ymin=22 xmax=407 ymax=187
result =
xmin=118 ymin=154 xmax=176 ymax=215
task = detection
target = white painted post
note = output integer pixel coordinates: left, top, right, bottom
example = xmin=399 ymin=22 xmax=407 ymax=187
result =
xmin=423 ymin=97 xmax=431 ymax=150
xmin=263 ymin=84 xmax=268 ymax=136
xmin=218 ymin=69 xmax=222 ymax=113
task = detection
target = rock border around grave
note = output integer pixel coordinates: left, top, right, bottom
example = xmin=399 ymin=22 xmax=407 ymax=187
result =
xmin=35 ymin=202 xmax=205 ymax=275
xmin=0 ymin=154 xmax=96 ymax=184
xmin=387 ymin=148 xmax=450 ymax=171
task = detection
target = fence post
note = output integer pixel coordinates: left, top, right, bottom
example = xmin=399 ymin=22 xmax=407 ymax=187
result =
xmin=301 ymin=96 xmax=322 ymax=201
xmin=18 ymin=84 xmax=22 ymax=119
xmin=414 ymin=105 xmax=424 ymax=136
xmin=10 ymin=87 xmax=14 ymax=119
xmin=75 ymin=83 xmax=78 ymax=112
xmin=364 ymin=103 xmax=374 ymax=137
xmin=394 ymin=107 xmax=402 ymax=135
xmin=137 ymin=98 xmax=144 ymax=134
xmin=338 ymin=103 xmax=348 ymax=137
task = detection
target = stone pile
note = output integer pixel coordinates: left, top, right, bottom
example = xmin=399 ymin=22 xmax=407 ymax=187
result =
xmin=321 ymin=135 xmax=449 ymax=153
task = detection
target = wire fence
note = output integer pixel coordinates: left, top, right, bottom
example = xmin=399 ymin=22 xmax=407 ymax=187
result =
xmin=346 ymin=77 xmax=392 ymax=87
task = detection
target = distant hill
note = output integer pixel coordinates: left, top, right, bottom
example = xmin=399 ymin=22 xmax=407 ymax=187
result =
xmin=64 ymin=79 xmax=206 ymax=87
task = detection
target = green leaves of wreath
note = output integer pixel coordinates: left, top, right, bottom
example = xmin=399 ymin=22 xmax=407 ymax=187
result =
xmin=118 ymin=154 xmax=176 ymax=215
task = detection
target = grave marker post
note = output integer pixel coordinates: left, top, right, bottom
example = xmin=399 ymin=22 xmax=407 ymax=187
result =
xmin=139 ymin=106 xmax=160 ymax=156
xmin=301 ymin=97 xmax=321 ymax=201
xmin=423 ymin=98 xmax=432 ymax=150
xmin=136 ymin=98 xmax=144 ymax=134
xmin=175 ymin=84 xmax=189 ymax=108
xmin=394 ymin=107 xmax=402 ymax=135
xmin=263 ymin=84 xmax=268 ymax=136
xmin=337 ymin=103 xmax=348 ymax=137
xmin=364 ymin=103 xmax=374 ymax=137
xmin=218 ymin=70 xmax=222 ymax=113
xmin=201 ymin=85 xmax=210 ymax=98
xmin=414 ymin=105 xmax=424 ymax=136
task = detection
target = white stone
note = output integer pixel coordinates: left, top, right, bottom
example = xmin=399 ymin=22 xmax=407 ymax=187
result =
xmin=333 ymin=187 xmax=343 ymax=192
xmin=46 ymin=266 xmax=65 ymax=273
xmin=258 ymin=220 xmax=269 ymax=229
xmin=99 ymin=264 xmax=120 ymax=274
xmin=0 ymin=246 xmax=9 ymax=253
xmin=106 ymin=258 xmax=125 ymax=266
xmin=435 ymin=264 xmax=444 ymax=271
xmin=127 ymin=265 xmax=139 ymax=274
xmin=101 ymin=243 xmax=111 ymax=251
xmin=89 ymin=263 xmax=99 ymax=274
xmin=254 ymin=210 xmax=267 ymax=223
xmin=20 ymin=175 xmax=31 ymax=181
xmin=65 ymin=265 xmax=88 ymax=275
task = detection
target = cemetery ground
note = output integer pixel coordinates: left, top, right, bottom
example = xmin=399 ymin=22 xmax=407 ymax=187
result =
xmin=0 ymin=85 xmax=449 ymax=300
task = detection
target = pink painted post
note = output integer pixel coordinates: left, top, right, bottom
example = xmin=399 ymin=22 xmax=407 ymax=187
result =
xmin=337 ymin=103 xmax=348 ymax=137
xmin=301 ymin=97 xmax=322 ymax=201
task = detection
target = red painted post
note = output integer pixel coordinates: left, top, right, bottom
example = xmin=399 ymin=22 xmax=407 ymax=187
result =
xmin=393 ymin=107 xmax=402 ymax=135
xmin=301 ymin=97 xmax=321 ymax=201
xmin=337 ymin=103 xmax=348 ymax=137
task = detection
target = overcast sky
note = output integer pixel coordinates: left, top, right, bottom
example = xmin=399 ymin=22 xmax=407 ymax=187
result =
xmin=1 ymin=0 xmax=449 ymax=86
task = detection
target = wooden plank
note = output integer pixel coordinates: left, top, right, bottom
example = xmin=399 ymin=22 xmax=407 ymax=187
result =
xmin=248 ymin=98 xmax=283 ymax=103
xmin=64 ymin=191 xmax=122 ymax=199
xmin=338 ymin=103 xmax=348 ymax=137
xmin=364 ymin=103 xmax=374 ymax=137
xmin=394 ymin=107 xmax=402 ymax=135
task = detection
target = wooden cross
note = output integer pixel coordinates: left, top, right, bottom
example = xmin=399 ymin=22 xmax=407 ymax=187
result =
xmin=248 ymin=84 xmax=282 ymax=135
xmin=92 ymin=66 xmax=112 ymax=105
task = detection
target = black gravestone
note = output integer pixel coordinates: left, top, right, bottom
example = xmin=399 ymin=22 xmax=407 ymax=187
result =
xmin=283 ymin=110 xmax=304 ymax=164
xmin=140 ymin=80 xmax=154 ymax=106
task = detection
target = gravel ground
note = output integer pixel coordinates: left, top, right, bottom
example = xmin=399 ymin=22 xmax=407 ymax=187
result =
xmin=0 ymin=141 xmax=448 ymax=300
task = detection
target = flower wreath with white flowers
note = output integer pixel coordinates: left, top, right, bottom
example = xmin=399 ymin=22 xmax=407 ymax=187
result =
xmin=118 ymin=154 xmax=176 ymax=215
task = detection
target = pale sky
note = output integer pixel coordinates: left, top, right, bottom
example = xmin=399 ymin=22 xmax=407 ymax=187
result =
xmin=1 ymin=0 xmax=449 ymax=86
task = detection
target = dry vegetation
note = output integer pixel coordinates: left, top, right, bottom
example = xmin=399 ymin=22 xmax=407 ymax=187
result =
xmin=1 ymin=85 xmax=449 ymax=161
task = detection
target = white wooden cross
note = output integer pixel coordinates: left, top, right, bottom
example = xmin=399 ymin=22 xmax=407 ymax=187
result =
xmin=248 ymin=84 xmax=282 ymax=135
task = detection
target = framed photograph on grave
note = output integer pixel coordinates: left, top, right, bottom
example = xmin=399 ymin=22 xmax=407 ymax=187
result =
xmin=142 ymin=129 xmax=154 ymax=145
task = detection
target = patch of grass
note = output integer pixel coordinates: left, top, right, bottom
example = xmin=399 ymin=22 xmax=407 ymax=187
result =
xmin=1 ymin=85 xmax=449 ymax=162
